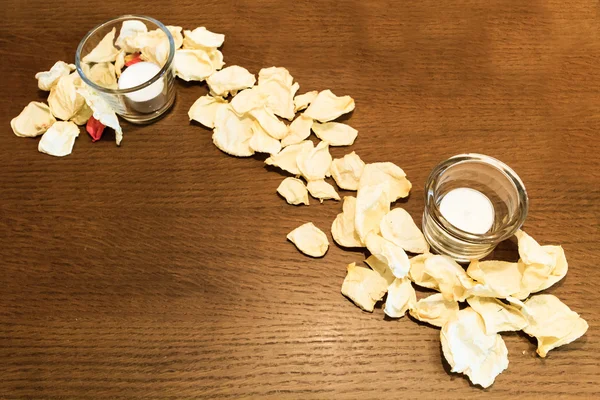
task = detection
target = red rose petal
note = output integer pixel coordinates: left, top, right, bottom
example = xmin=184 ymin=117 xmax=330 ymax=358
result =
xmin=86 ymin=116 xmax=106 ymax=142
xmin=124 ymin=53 xmax=143 ymax=67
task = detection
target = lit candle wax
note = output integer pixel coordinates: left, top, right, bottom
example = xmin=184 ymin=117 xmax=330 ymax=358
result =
xmin=439 ymin=188 xmax=494 ymax=234
xmin=118 ymin=61 xmax=165 ymax=113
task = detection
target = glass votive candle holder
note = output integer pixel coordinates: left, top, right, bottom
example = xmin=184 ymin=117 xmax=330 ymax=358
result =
xmin=75 ymin=15 xmax=176 ymax=124
xmin=422 ymin=154 xmax=529 ymax=262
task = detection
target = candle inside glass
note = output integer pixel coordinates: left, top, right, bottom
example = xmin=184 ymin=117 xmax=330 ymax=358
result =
xmin=118 ymin=61 xmax=166 ymax=113
xmin=439 ymin=187 xmax=495 ymax=235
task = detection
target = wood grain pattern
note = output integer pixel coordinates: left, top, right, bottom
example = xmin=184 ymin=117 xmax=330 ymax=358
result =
xmin=1 ymin=0 xmax=599 ymax=398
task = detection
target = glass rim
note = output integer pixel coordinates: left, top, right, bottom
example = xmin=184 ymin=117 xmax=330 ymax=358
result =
xmin=424 ymin=153 xmax=529 ymax=243
xmin=75 ymin=14 xmax=175 ymax=95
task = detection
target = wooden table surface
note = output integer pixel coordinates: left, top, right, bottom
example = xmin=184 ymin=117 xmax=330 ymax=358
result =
xmin=1 ymin=0 xmax=599 ymax=398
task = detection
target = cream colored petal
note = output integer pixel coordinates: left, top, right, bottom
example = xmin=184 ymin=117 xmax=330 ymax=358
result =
xmin=468 ymin=297 xmax=528 ymax=335
xmin=297 ymin=141 xmax=332 ymax=181
xmin=207 ymin=66 xmax=255 ymax=97
xmin=258 ymin=67 xmax=294 ymax=86
xmin=384 ymin=277 xmax=416 ymax=318
xmin=11 ymin=102 xmax=56 ymax=137
xmin=140 ymin=38 xmax=170 ymax=67
xmin=365 ymin=232 xmax=410 ymax=279
xmin=330 ymin=151 xmax=365 ymax=190
xmin=249 ymin=106 xmax=288 ymax=139
xmin=256 ymin=67 xmax=298 ymax=120
xmin=306 ymin=179 xmax=340 ymax=202
xmin=114 ymin=50 xmax=125 ymax=77
xmin=441 ymin=308 xmax=509 ymax=388
xmin=167 ymin=26 xmax=184 ymax=49
xmin=38 ymin=121 xmax=79 ymax=157
xmin=294 ymin=90 xmax=318 ymax=112
xmin=466 ymin=260 xmax=525 ymax=298
xmin=48 ymin=74 xmax=86 ymax=121
xmin=312 ymin=121 xmax=357 ymax=146
xmin=70 ymin=102 xmax=93 ymax=126
xmin=522 ymin=294 xmax=588 ymax=358
xmin=408 ymin=253 xmax=438 ymax=289
xmin=207 ymin=49 xmax=225 ymax=71
xmin=341 ymin=262 xmax=388 ymax=312
xmin=281 ymin=114 xmax=313 ymax=147
xmin=87 ymin=62 xmax=118 ymax=89
xmin=304 ymin=89 xmax=355 ymax=122
xmin=212 ymin=106 xmax=254 ymax=157
xmin=287 ymin=222 xmax=329 ymax=257
xmin=183 ymin=27 xmax=225 ymax=49
xmin=230 ymin=87 xmax=268 ymax=116
xmin=534 ymin=245 xmax=568 ymax=292
xmin=188 ymin=95 xmax=228 ymax=128
xmin=82 ymin=27 xmax=120 ymax=63
xmin=265 ymin=140 xmax=313 ymax=175
xmin=423 ymin=255 xmax=474 ymax=301
xmin=77 ymin=85 xmax=123 ymax=145
xmin=380 ymin=208 xmax=429 ymax=254
xmin=277 ymin=177 xmax=309 ymax=205
xmin=35 ymin=61 xmax=75 ymax=91
xmin=355 ymin=181 xmax=390 ymax=241
xmin=409 ymin=293 xmax=458 ymax=327
xmin=331 ymin=196 xmax=364 ymax=248
xmin=364 ymin=255 xmax=395 ymax=285
xmin=173 ymin=49 xmax=216 ymax=81
xmin=249 ymin=120 xmax=282 ymax=155
xmin=515 ymin=229 xmax=554 ymax=267
xmin=359 ymin=162 xmax=412 ymax=202
xmin=115 ymin=20 xmax=148 ymax=53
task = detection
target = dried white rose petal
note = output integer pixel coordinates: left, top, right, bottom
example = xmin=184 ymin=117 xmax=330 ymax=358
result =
xmin=11 ymin=102 xmax=56 ymax=137
xmin=522 ymin=294 xmax=588 ymax=358
xmin=188 ymin=95 xmax=228 ymax=129
xmin=167 ymin=26 xmax=184 ymax=49
xmin=423 ymin=255 xmax=474 ymax=301
xmin=265 ymin=140 xmax=313 ymax=175
xmin=408 ymin=253 xmax=437 ymax=288
xmin=409 ymin=293 xmax=459 ymax=328
xmin=515 ymin=229 xmax=554 ymax=267
xmin=312 ymin=121 xmax=358 ymax=146
xmin=304 ymin=89 xmax=355 ymax=122
xmin=341 ymin=262 xmax=388 ymax=312
xmin=87 ymin=62 xmax=118 ymax=89
xmin=359 ymin=162 xmax=412 ymax=202
xmin=467 ymin=297 xmax=528 ymax=335
xmin=48 ymin=74 xmax=86 ymax=121
xmin=132 ymin=29 xmax=171 ymax=67
xmin=70 ymin=102 xmax=93 ymax=126
xmin=331 ymin=196 xmax=364 ymax=248
xmin=115 ymin=20 xmax=148 ymax=53
xmin=380 ymin=208 xmax=429 ymax=254
xmin=207 ymin=66 xmax=256 ymax=97
xmin=83 ymin=27 xmax=120 ymax=63
xmin=174 ymin=49 xmax=219 ymax=81
xmin=520 ymin=245 xmax=568 ymax=296
xmin=35 ymin=61 xmax=75 ymax=91
xmin=230 ymin=87 xmax=268 ymax=116
xmin=384 ymin=277 xmax=416 ymax=318
xmin=297 ymin=141 xmax=332 ymax=181
xmin=249 ymin=106 xmax=289 ymax=139
xmin=365 ymin=232 xmax=410 ymax=279
xmin=281 ymin=114 xmax=313 ymax=147
xmin=355 ymin=182 xmax=390 ymax=241
xmin=249 ymin=120 xmax=282 ymax=155
xmin=257 ymin=67 xmax=298 ymax=121
xmin=441 ymin=308 xmax=509 ymax=388
xmin=287 ymin=222 xmax=329 ymax=257
xmin=294 ymin=90 xmax=318 ymax=112
xmin=114 ymin=50 xmax=125 ymax=77
xmin=330 ymin=151 xmax=365 ymax=191
xmin=277 ymin=177 xmax=309 ymax=206
xmin=306 ymin=179 xmax=340 ymax=202
xmin=364 ymin=255 xmax=395 ymax=285
xmin=467 ymin=260 xmax=525 ymax=298
xmin=212 ymin=106 xmax=254 ymax=157
xmin=38 ymin=121 xmax=79 ymax=157
xmin=78 ymin=86 xmax=123 ymax=145
xmin=183 ymin=27 xmax=225 ymax=49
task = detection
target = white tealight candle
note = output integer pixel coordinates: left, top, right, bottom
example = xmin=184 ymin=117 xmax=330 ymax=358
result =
xmin=439 ymin=187 xmax=495 ymax=234
xmin=118 ymin=62 xmax=165 ymax=113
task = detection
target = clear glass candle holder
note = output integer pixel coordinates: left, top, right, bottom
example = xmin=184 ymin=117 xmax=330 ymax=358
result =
xmin=422 ymin=154 xmax=529 ymax=262
xmin=75 ymin=15 xmax=176 ymax=124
